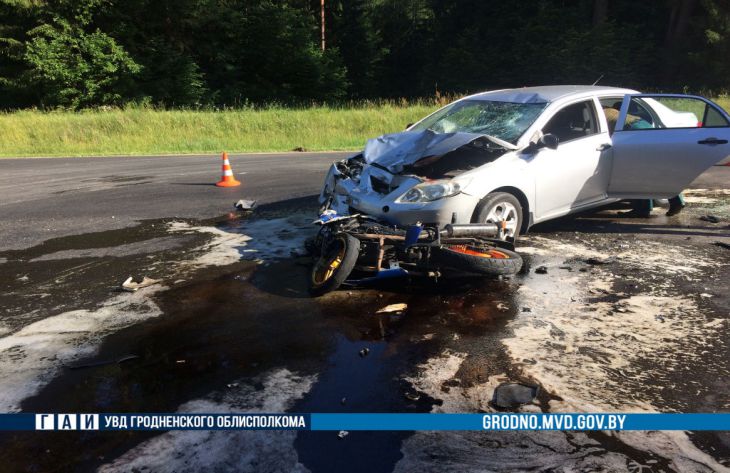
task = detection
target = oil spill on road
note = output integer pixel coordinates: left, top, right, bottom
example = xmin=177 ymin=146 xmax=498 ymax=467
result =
xmin=1 ymin=195 xmax=729 ymax=472
xmin=0 ymin=218 xmax=207 ymax=330
xmin=1 ymin=252 xmax=524 ymax=472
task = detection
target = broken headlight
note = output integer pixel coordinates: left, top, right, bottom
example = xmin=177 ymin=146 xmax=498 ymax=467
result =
xmin=397 ymin=180 xmax=461 ymax=203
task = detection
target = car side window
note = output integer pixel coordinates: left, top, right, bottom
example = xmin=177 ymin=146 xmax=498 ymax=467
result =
xmin=618 ymin=96 xmax=730 ymax=130
xmin=542 ymin=101 xmax=599 ymax=144
xmin=599 ymin=97 xmax=622 ymax=135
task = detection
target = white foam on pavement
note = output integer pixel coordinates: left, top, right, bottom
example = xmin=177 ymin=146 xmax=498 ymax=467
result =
xmin=167 ymin=215 xmax=314 ymax=268
xmin=0 ymin=287 xmax=163 ymax=412
xmin=396 ymin=235 xmax=729 ymax=472
xmin=507 ymin=237 xmax=729 ymax=472
xmin=168 ymin=221 xmax=253 ymax=268
xmin=98 ymin=368 xmax=316 ymax=473
xmin=395 ymin=350 xmax=629 ymax=472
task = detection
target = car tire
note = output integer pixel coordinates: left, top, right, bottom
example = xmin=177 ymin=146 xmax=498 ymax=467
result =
xmin=473 ymin=192 xmax=523 ymax=240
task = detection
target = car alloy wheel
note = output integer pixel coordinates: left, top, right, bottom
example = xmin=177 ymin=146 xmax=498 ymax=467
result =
xmin=474 ymin=192 xmax=523 ymax=240
xmin=485 ymin=201 xmax=519 ymax=238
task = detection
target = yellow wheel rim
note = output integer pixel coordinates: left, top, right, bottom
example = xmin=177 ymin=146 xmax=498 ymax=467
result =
xmin=312 ymin=240 xmax=347 ymax=286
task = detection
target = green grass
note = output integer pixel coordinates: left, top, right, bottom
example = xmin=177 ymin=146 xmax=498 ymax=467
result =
xmin=1 ymin=96 xmax=728 ymax=157
xmin=0 ymin=102 xmax=439 ymax=157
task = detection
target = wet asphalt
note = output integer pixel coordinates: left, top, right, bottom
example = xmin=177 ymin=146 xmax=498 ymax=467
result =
xmin=0 ymin=157 xmax=729 ymax=472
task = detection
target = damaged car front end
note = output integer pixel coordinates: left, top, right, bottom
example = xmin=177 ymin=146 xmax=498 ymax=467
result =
xmin=319 ymin=97 xmax=548 ymax=231
xmin=319 ymin=130 xmax=519 ymax=228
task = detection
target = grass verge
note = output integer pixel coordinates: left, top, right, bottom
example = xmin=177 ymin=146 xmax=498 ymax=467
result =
xmin=0 ymin=103 xmax=437 ymax=157
xmin=1 ymin=97 xmax=728 ymax=157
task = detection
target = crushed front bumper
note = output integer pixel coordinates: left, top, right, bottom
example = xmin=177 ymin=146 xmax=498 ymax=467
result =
xmin=319 ymin=161 xmax=480 ymax=227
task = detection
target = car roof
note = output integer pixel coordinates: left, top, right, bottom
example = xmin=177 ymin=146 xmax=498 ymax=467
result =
xmin=466 ymin=85 xmax=638 ymax=104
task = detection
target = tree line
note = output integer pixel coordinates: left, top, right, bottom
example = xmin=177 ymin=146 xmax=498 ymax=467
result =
xmin=1 ymin=0 xmax=729 ymax=110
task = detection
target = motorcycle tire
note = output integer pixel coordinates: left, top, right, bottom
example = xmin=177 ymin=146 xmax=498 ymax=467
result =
xmin=309 ymin=233 xmax=360 ymax=296
xmin=432 ymin=242 xmax=523 ymax=276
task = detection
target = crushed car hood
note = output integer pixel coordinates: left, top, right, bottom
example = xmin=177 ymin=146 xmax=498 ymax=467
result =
xmin=362 ymin=130 xmax=518 ymax=174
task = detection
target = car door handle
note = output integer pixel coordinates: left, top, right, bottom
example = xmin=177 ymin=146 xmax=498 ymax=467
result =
xmin=698 ymin=138 xmax=728 ymax=145
xmin=596 ymin=143 xmax=612 ymax=151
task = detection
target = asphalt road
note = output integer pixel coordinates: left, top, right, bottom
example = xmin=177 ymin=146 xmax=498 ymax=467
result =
xmin=0 ymin=152 xmax=350 ymax=250
xmin=0 ymin=153 xmax=727 ymax=251
xmin=1 ymin=156 xmax=729 ymax=472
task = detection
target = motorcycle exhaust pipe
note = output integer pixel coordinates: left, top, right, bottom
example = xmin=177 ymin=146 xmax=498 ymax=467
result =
xmin=441 ymin=223 xmax=500 ymax=238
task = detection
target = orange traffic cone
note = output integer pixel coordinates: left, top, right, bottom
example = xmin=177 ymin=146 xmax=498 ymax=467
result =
xmin=216 ymin=152 xmax=241 ymax=187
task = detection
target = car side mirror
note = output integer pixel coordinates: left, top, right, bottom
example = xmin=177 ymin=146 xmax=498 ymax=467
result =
xmin=539 ymin=133 xmax=559 ymax=150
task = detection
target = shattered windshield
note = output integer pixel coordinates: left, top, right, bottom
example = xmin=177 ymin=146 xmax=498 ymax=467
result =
xmin=411 ymin=99 xmax=548 ymax=143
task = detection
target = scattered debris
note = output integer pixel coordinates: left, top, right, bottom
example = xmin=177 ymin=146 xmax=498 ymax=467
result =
xmin=713 ymin=241 xmax=730 ymax=250
xmin=700 ymin=293 xmax=713 ymax=298
xmin=492 ymin=382 xmax=539 ymax=409
xmin=535 ymin=266 xmax=548 ymax=274
xmin=699 ymin=215 xmax=721 ymax=223
xmin=522 ymin=307 xmax=532 ymax=313
xmin=655 ymin=315 xmax=665 ymax=323
xmin=496 ymin=302 xmax=510 ymax=312
xmin=376 ymin=303 xmax=408 ymax=314
xmin=68 ymin=354 xmax=139 ymax=370
xmin=358 ymin=348 xmax=370 ymax=358
xmin=404 ymin=391 xmax=421 ymax=402
xmin=17 ymin=275 xmax=29 ymax=282
xmin=585 ymin=256 xmax=615 ymax=265
xmin=234 ymin=199 xmax=257 ymax=211
xmin=121 ymin=276 xmax=161 ymax=292
xmin=559 ymin=265 xmax=572 ymax=271
xmin=175 ymin=360 xmax=186 ymax=364
xmin=337 ymin=430 xmax=349 ymax=439
xmin=340 ymin=397 xmax=347 ymax=405
xmin=226 ymin=383 xmax=239 ymax=389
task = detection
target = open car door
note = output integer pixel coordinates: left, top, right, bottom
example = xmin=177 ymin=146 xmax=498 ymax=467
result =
xmin=607 ymin=94 xmax=730 ymax=198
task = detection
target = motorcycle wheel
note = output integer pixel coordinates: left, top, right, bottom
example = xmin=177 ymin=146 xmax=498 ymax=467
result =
xmin=432 ymin=241 xmax=523 ymax=276
xmin=309 ymin=233 xmax=360 ymax=296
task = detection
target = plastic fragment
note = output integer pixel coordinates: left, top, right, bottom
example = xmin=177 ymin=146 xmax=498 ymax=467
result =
xmin=121 ymin=276 xmax=161 ymax=292
xmin=376 ymin=303 xmax=407 ymax=314
xmin=234 ymin=199 xmax=257 ymax=211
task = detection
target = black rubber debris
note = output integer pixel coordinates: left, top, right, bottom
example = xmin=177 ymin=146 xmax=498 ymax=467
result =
xmin=585 ymin=256 xmax=616 ymax=265
xmin=67 ymin=354 xmax=139 ymax=370
xmin=492 ymin=383 xmax=540 ymax=409
xmin=700 ymin=215 xmax=721 ymax=223
xmin=535 ymin=266 xmax=548 ymax=274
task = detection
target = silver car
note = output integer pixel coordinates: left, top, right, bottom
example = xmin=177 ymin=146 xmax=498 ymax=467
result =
xmin=319 ymin=85 xmax=730 ymax=238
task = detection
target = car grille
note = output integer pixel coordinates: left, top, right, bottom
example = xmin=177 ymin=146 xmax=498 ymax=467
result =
xmin=370 ymin=176 xmax=392 ymax=194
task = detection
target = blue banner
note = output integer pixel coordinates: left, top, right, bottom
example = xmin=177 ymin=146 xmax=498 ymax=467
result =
xmin=0 ymin=413 xmax=728 ymax=432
